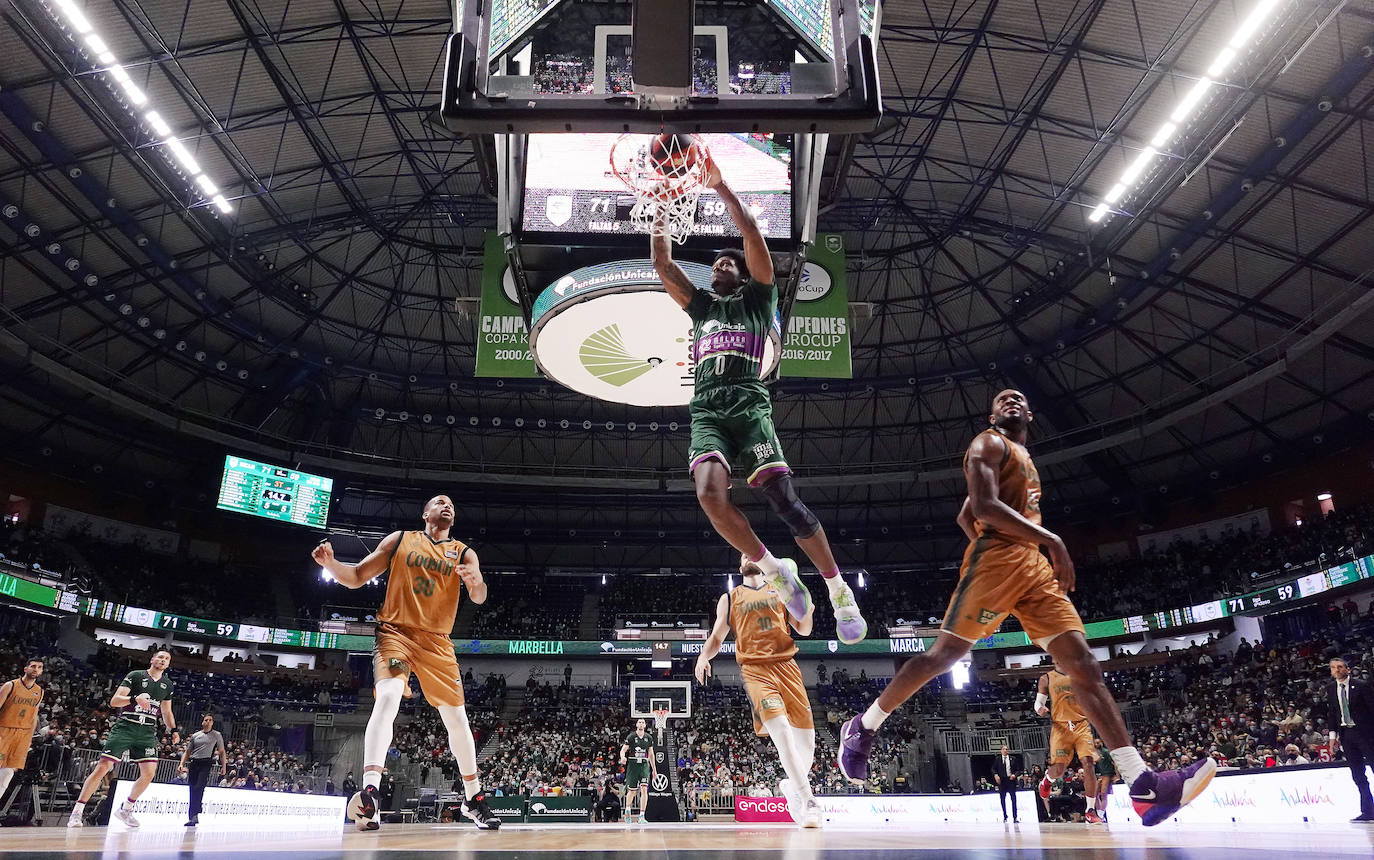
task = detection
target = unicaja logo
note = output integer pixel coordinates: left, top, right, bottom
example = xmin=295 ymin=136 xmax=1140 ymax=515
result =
xmin=739 ymin=798 xmax=788 ymax=814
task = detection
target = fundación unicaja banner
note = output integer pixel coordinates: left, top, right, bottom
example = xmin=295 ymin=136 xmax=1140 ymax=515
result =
xmin=474 ymin=232 xmax=539 ymax=378
xmin=780 ymin=233 xmax=852 ymax=379
xmin=475 ymin=230 xmax=851 ymax=380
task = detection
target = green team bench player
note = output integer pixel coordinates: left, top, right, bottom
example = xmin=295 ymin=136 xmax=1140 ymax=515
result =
xmin=68 ymin=649 xmax=179 ymax=828
xmin=620 ymin=718 xmax=657 ymax=824
xmin=650 ymin=149 xmax=867 ymax=645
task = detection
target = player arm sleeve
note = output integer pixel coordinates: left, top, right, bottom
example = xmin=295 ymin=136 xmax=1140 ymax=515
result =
xmin=684 ymin=289 xmax=712 ymax=321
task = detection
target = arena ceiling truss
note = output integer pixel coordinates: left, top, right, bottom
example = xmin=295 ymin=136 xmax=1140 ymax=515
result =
xmin=1 ymin=0 xmax=1371 ymax=572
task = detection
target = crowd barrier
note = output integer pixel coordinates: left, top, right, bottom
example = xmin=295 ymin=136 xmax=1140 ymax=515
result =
xmin=735 ymin=790 xmax=1039 ymax=825
xmin=1103 ymin=762 xmax=1366 ymax=826
xmin=108 ymin=780 xmax=346 ymax=831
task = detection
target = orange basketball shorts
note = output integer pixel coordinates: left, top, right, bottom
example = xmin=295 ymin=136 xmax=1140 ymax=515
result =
xmin=0 ymin=726 xmax=30 ymax=768
xmin=941 ymin=537 xmax=1084 ymax=648
xmin=740 ymin=659 xmax=813 ymax=736
xmin=373 ymin=622 xmax=465 ymax=707
xmin=1050 ymin=719 xmax=1097 ymax=766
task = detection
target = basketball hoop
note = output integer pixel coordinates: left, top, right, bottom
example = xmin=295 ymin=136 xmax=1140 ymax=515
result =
xmin=652 ymin=706 xmax=670 ymax=736
xmin=609 ymin=133 xmax=710 ymax=245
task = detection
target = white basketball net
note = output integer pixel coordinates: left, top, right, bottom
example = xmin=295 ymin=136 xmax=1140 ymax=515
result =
xmin=609 ymin=133 xmax=709 ymax=245
xmin=652 ymin=707 xmax=670 ymax=735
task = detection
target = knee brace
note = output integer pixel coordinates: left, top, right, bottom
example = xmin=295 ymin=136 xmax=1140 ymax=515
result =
xmin=756 ymin=474 xmax=820 ymax=539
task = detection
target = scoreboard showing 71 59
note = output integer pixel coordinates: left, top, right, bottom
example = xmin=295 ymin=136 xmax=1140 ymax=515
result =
xmin=216 ymin=455 xmax=333 ymax=529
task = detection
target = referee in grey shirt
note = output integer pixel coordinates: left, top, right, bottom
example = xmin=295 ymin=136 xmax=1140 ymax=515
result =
xmin=178 ymin=714 xmax=226 ymax=826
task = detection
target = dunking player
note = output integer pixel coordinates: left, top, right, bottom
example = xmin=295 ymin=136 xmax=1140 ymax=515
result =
xmin=68 ymin=649 xmax=180 ymax=828
xmin=837 ymin=390 xmax=1217 ymax=826
xmin=1035 ymin=665 xmax=1101 ymax=824
xmin=619 ymin=718 xmax=657 ymax=824
xmin=312 ymin=495 xmax=500 ymax=830
xmin=695 ymin=556 xmax=822 ymax=828
xmin=650 ymin=150 xmax=866 ymax=645
xmin=0 ymin=658 xmax=43 ymax=801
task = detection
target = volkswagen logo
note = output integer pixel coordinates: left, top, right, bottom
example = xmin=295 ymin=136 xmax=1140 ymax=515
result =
xmin=651 ymin=773 xmax=669 ymax=792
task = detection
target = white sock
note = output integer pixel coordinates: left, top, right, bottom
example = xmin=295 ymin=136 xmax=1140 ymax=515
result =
xmin=790 ymin=726 xmax=817 ymax=800
xmin=122 ymin=799 xmax=136 ymax=810
xmin=71 ymin=801 xmax=85 ymax=817
xmin=764 ymin=717 xmax=813 ymax=801
xmin=462 ymin=775 xmax=482 ymax=801
xmin=363 ymin=676 xmax=404 ymax=790
xmin=0 ymin=768 xmax=13 ymax=799
xmin=437 ymin=705 xmax=481 ymax=798
xmin=825 ymin=575 xmax=848 ymax=598
xmin=1109 ymin=747 xmax=1148 ymax=785
xmin=860 ymin=702 xmax=890 ymax=731
xmin=749 ymin=548 xmax=781 ymax=575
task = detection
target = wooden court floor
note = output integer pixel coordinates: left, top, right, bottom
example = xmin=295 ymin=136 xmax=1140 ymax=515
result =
xmin=1 ymin=821 xmax=1371 ymax=858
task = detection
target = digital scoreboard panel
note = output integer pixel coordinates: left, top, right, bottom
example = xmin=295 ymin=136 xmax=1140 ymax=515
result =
xmin=216 ymin=455 xmax=332 ymax=528
xmin=764 ymin=0 xmax=878 ymax=57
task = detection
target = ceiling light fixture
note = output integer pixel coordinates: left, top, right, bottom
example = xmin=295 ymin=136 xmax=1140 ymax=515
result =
xmin=1084 ymin=0 xmax=1283 ymax=227
xmin=51 ymin=0 xmax=233 ymax=215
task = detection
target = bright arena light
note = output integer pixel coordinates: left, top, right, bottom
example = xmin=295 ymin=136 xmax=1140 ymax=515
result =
xmin=52 ymin=0 xmax=233 ymax=214
xmin=1084 ymin=0 xmax=1283 ymax=226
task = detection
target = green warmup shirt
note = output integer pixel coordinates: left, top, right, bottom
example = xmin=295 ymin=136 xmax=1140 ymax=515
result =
xmin=116 ymin=670 xmax=173 ymax=726
xmin=625 ymin=733 xmax=654 ymax=770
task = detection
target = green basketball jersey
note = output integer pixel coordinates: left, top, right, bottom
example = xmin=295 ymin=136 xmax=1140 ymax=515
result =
xmin=625 ymin=733 xmax=654 ymax=765
xmin=685 ymin=279 xmax=777 ymax=393
xmin=117 ymin=669 xmax=174 ymax=726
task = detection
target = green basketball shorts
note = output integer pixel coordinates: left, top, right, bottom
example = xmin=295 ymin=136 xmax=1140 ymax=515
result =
xmin=688 ymin=382 xmax=790 ymax=487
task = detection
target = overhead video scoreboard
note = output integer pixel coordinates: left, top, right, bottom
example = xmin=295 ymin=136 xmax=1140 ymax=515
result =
xmin=216 ymin=455 xmax=333 ymax=528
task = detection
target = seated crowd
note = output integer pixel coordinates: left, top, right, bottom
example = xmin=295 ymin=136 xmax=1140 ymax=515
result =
xmin=589 ymin=503 xmax=1374 ymax=639
xmin=0 ymin=519 xmax=266 ymax=624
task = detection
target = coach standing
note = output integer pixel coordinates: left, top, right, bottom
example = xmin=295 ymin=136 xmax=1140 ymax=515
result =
xmin=178 ymin=714 xmax=226 ymax=826
xmin=994 ymin=744 xmax=1020 ymax=822
xmin=1327 ymin=658 xmax=1374 ymax=822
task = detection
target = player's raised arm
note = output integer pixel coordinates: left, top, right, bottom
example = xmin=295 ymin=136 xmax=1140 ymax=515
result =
xmin=694 ymin=593 xmax=732 ymax=684
xmin=312 ymin=531 xmax=402 ymax=589
xmin=650 ymin=215 xmax=698 ymax=309
xmin=704 ymin=158 xmax=773 ymax=285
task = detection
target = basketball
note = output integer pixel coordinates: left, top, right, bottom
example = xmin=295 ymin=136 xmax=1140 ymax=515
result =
xmin=648 ymin=133 xmax=701 ymax=178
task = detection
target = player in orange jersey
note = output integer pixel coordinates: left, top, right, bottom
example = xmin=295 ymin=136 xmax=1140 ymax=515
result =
xmin=313 ymin=495 xmax=500 ymax=830
xmin=0 ymin=657 xmax=43 ymax=800
xmin=695 ymin=557 xmax=821 ymax=827
xmin=838 ymin=390 xmax=1216 ymax=827
xmin=1035 ymin=666 xmax=1101 ymax=823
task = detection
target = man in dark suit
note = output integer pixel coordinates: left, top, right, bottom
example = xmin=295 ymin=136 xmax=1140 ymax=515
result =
xmin=993 ymin=744 xmax=1020 ymax=822
xmin=1327 ymin=657 xmax=1374 ymax=822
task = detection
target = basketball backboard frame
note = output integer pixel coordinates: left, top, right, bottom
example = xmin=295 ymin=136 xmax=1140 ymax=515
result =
xmin=439 ymin=0 xmax=881 ymax=134
xmin=629 ymin=680 xmax=693 ymax=719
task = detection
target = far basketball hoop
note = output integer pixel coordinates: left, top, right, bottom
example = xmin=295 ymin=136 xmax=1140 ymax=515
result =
xmin=651 ymin=706 xmax=670 ymax=740
xmin=609 ymin=133 xmax=711 ymax=244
